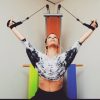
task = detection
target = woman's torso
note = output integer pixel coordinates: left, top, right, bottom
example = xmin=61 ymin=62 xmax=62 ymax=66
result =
xmin=39 ymin=76 xmax=64 ymax=92
xmin=35 ymin=53 xmax=66 ymax=92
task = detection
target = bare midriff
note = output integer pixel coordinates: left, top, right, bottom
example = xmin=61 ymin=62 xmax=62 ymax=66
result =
xmin=39 ymin=77 xmax=64 ymax=92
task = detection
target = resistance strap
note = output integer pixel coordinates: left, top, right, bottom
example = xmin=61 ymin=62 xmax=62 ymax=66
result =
xmin=67 ymin=64 xmax=77 ymax=99
xmin=7 ymin=4 xmax=98 ymax=30
xmin=28 ymin=64 xmax=39 ymax=99
xmin=44 ymin=14 xmax=63 ymax=38
xmin=7 ymin=4 xmax=49 ymax=28
xmin=58 ymin=4 xmax=98 ymax=30
xmin=44 ymin=14 xmax=63 ymax=53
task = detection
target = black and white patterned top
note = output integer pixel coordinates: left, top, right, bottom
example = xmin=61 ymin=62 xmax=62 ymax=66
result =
xmin=22 ymin=39 xmax=81 ymax=81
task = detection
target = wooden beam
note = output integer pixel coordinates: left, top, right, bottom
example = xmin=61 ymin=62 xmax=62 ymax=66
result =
xmin=22 ymin=64 xmax=30 ymax=67
xmin=76 ymin=64 xmax=83 ymax=67
xmin=22 ymin=64 xmax=83 ymax=67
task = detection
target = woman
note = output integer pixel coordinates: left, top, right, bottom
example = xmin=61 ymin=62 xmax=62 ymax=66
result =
xmin=7 ymin=19 xmax=98 ymax=100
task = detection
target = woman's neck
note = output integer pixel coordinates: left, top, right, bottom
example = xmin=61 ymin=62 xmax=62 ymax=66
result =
xmin=46 ymin=47 xmax=58 ymax=58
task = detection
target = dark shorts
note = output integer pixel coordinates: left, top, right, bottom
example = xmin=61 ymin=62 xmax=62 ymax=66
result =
xmin=31 ymin=88 xmax=69 ymax=100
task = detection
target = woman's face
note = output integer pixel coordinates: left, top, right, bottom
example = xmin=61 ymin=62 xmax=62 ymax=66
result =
xmin=46 ymin=34 xmax=59 ymax=47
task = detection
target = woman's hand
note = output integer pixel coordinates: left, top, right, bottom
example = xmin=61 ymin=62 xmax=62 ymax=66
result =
xmin=7 ymin=19 xmax=15 ymax=29
xmin=90 ymin=20 xmax=98 ymax=30
xmin=7 ymin=19 xmax=22 ymax=29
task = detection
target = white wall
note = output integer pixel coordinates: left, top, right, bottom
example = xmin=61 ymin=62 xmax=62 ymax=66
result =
xmin=0 ymin=0 xmax=100 ymax=99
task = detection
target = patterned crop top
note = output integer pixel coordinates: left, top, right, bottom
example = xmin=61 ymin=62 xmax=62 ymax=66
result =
xmin=22 ymin=39 xmax=81 ymax=81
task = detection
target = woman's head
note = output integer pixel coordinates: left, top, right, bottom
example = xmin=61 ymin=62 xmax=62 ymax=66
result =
xmin=45 ymin=33 xmax=60 ymax=48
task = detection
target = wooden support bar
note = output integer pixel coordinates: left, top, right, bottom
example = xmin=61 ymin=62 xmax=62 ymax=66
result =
xmin=23 ymin=64 xmax=30 ymax=67
xmin=22 ymin=64 xmax=83 ymax=67
xmin=76 ymin=64 xmax=84 ymax=67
